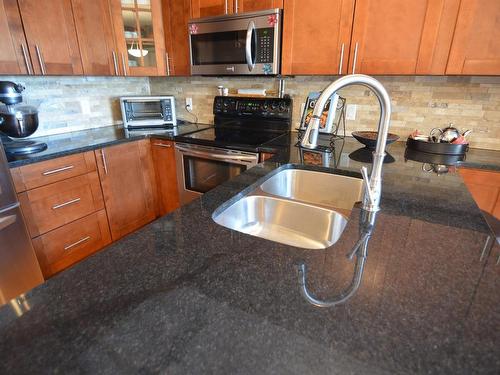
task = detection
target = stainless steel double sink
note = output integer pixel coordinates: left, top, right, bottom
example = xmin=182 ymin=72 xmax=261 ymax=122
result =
xmin=213 ymin=168 xmax=363 ymax=249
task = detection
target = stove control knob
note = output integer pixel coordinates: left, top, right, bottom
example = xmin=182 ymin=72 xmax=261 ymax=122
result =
xmin=278 ymin=102 xmax=287 ymax=112
xmin=223 ymin=100 xmax=229 ymax=108
xmin=271 ymin=102 xmax=278 ymax=110
xmin=262 ymin=102 xmax=269 ymax=111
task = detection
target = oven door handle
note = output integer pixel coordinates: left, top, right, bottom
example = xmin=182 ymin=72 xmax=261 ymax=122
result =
xmin=176 ymin=145 xmax=256 ymax=164
xmin=245 ymin=21 xmax=256 ymax=72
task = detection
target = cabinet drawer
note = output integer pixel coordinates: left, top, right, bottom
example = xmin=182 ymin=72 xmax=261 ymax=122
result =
xmin=11 ymin=151 xmax=96 ymax=192
xmin=32 ymin=210 xmax=111 ymax=278
xmin=19 ymin=171 xmax=104 ymax=237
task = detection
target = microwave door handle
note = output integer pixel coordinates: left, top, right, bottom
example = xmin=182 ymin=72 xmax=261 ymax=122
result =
xmin=245 ymin=21 xmax=256 ymax=72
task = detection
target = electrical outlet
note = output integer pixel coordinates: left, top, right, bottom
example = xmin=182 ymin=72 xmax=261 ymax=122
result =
xmin=346 ymin=104 xmax=357 ymax=120
xmin=185 ymin=97 xmax=193 ymax=111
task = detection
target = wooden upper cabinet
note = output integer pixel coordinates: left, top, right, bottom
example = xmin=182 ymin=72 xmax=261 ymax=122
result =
xmin=109 ymin=0 xmax=166 ymax=76
xmin=282 ymin=0 xmax=355 ymax=75
xmin=191 ymin=0 xmax=232 ymax=18
xmin=348 ymin=0 xmax=460 ymax=75
xmin=17 ymin=0 xmax=83 ymax=75
xmin=447 ymin=0 xmax=500 ymax=75
xmin=0 ymin=0 xmax=33 ymax=74
xmin=163 ymin=0 xmax=191 ymax=75
xmin=95 ymin=140 xmax=157 ymax=241
xmin=235 ymin=0 xmax=283 ymax=13
xmin=71 ymin=0 xmax=119 ymax=76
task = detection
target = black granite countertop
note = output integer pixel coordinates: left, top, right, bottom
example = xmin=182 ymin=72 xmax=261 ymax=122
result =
xmin=0 ymin=134 xmax=499 ymax=374
xmin=6 ymin=123 xmax=212 ymax=168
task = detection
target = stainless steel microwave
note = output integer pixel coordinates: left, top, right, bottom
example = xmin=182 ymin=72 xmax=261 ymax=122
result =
xmin=119 ymin=96 xmax=176 ymax=128
xmin=188 ymin=9 xmax=282 ymax=75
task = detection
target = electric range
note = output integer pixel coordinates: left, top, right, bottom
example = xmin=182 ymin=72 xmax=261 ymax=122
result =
xmin=174 ymin=95 xmax=292 ymax=204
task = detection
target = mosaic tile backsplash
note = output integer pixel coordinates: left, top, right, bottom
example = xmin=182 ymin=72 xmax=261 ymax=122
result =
xmin=0 ymin=76 xmax=149 ymax=137
xmin=151 ymin=75 xmax=500 ymax=150
xmin=1 ymin=75 xmax=498 ymax=150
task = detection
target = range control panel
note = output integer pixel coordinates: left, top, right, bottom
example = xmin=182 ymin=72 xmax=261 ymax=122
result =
xmin=213 ymin=96 xmax=292 ymax=120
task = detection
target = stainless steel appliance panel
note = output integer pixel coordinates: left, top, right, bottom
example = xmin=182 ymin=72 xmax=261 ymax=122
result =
xmin=120 ymin=96 xmax=176 ymax=128
xmin=189 ymin=9 xmax=281 ymax=75
xmin=0 ymin=143 xmax=17 ymax=209
xmin=175 ymin=143 xmax=258 ymax=204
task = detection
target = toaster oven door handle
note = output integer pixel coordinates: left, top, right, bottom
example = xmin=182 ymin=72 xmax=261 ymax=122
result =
xmin=245 ymin=21 xmax=256 ymax=72
xmin=176 ymin=145 xmax=256 ymax=164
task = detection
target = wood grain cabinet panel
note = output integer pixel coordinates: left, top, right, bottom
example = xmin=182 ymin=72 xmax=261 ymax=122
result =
xmin=235 ymin=0 xmax=283 ymax=13
xmin=32 ymin=210 xmax=111 ymax=278
xmin=282 ymin=0 xmax=355 ymax=75
xmin=96 ymin=140 xmax=157 ymax=241
xmin=19 ymin=171 xmax=104 ymax=237
xmin=459 ymin=168 xmax=500 ymax=220
xmin=0 ymin=0 xmax=32 ymax=74
xmin=151 ymin=139 xmax=180 ymax=216
xmin=191 ymin=0 xmax=232 ymax=17
xmin=17 ymin=0 xmax=83 ymax=75
xmin=11 ymin=151 xmax=96 ymax=192
xmin=71 ymin=0 xmax=118 ymax=76
xmin=348 ymin=0 xmax=460 ymax=75
xmin=447 ymin=0 xmax=500 ymax=75
xmin=163 ymin=0 xmax=191 ymax=76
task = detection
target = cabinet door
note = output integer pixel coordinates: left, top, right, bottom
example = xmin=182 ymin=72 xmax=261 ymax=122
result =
xmin=96 ymin=140 xmax=157 ymax=241
xmin=0 ymin=0 xmax=32 ymax=74
xmin=151 ymin=139 xmax=180 ymax=216
xmin=459 ymin=168 xmax=500 ymax=220
xmin=17 ymin=0 xmax=83 ymax=75
xmin=191 ymin=0 xmax=232 ymax=18
xmin=163 ymin=0 xmax=191 ymax=76
xmin=348 ymin=0 xmax=460 ymax=75
xmin=109 ymin=0 xmax=166 ymax=76
xmin=282 ymin=0 xmax=355 ymax=75
xmin=71 ymin=0 xmax=119 ymax=76
xmin=447 ymin=0 xmax=500 ymax=75
xmin=235 ymin=0 xmax=283 ymax=13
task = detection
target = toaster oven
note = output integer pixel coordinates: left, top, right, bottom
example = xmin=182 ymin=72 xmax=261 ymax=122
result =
xmin=120 ymin=96 xmax=176 ymax=128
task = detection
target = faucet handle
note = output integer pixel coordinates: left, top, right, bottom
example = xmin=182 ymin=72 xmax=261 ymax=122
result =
xmin=360 ymin=166 xmax=376 ymax=205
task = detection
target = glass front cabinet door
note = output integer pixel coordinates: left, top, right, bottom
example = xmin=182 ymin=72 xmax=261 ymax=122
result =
xmin=110 ymin=0 xmax=166 ymax=76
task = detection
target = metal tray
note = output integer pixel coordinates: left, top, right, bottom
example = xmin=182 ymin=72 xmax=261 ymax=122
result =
xmin=406 ymin=138 xmax=469 ymax=155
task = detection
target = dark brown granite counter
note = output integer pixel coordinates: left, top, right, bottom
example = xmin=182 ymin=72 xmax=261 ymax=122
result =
xmin=0 ymin=134 xmax=499 ymax=374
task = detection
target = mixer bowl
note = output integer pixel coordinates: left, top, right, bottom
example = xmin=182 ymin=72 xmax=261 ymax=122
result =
xmin=0 ymin=106 xmax=39 ymax=138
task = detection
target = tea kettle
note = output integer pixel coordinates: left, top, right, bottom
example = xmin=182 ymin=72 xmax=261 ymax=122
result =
xmin=430 ymin=123 xmax=471 ymax=143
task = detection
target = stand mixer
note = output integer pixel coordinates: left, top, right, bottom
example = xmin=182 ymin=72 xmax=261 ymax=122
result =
xmin=0 ymin=81 xmax=47 ymax=155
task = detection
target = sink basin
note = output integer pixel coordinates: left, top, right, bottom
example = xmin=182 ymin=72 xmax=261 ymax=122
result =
xmin=260 ymin=169 xmax=363 ymax=211
xmin=213 ymin=195 xmax=347 ymax=249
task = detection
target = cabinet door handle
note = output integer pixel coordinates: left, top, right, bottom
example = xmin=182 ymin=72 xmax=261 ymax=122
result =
xmin=153 ymin=143 xmax=171 ymax=148
xmin=42 ymin=165 xmax=74 ymax=176
xmin=100 ymin=149 xmax=108 ymax=174
xmin=112 ymin=51 xmax=119 ymax=75
xmin=121 ymin=53 xmax=127 ymax=76
xmin=338 ymin=43 xmax=345 ymax=75
xmin=21 ymin=44 xmax=32 ymax=75
xmin=52 ymin=197 xmax=81 ymax=210
xmin=352 ymin=42 xmax=359 ymax=74
xmin=165 ymin=52 xmax=171 ymax=76
xmin=225 ymin=0 xmax=228 ymax=14
xmin=64 ymin=236 xmax=91 ymax=251
xmin=35 ymin=44 xmax=46 ymax=75
xmin=234 ymin=0 xmax=238 ymax=13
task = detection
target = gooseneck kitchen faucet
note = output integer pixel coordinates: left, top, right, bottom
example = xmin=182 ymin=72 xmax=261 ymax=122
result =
xmin=300 ymin=74 xmax=392 ymax=213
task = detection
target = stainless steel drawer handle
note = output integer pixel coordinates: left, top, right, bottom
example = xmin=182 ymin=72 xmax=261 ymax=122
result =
xmin=42 ymin=165 xmax=74 ymax=176
xmin=52 ymin=197 xmax=81 ymax=210
xmin=153 ymin=143 xmax=171 ymax=148
xmin=64 ymin=236 xmax=90 ymax=251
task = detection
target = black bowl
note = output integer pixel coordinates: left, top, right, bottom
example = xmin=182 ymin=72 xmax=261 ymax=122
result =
xmin=352 ymin=131 xmax=400 ymax=149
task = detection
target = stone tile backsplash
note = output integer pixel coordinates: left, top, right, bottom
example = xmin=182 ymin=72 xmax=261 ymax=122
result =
xmin=0 ymin=76 xmax=149 ymax=137
xmin=1 ymin=75 xmax=498 ymax=150
xmin=150 ymin=75 xmax=500 ymax=150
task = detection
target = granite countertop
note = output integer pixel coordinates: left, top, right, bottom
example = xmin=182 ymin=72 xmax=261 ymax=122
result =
xmin=6 ymin=123 xmax=212 ymax=168
xmin=0 ymin=134 xmax=499 ymax=374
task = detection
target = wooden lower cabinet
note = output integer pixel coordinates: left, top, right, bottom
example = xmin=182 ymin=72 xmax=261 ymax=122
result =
xmin=151 ymin=139 xmax=180 ymax=216
xmin=32 ymin=210 xmax=111 ymax=278
xmin=95 ymin=140 xmax=157 ymax=241
xmin=459 ymin=168 xmax=500 ymax=220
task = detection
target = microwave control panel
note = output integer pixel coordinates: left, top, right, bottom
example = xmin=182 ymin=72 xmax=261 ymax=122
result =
xmin=256 ymin=28 xmax=274 ymax=64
